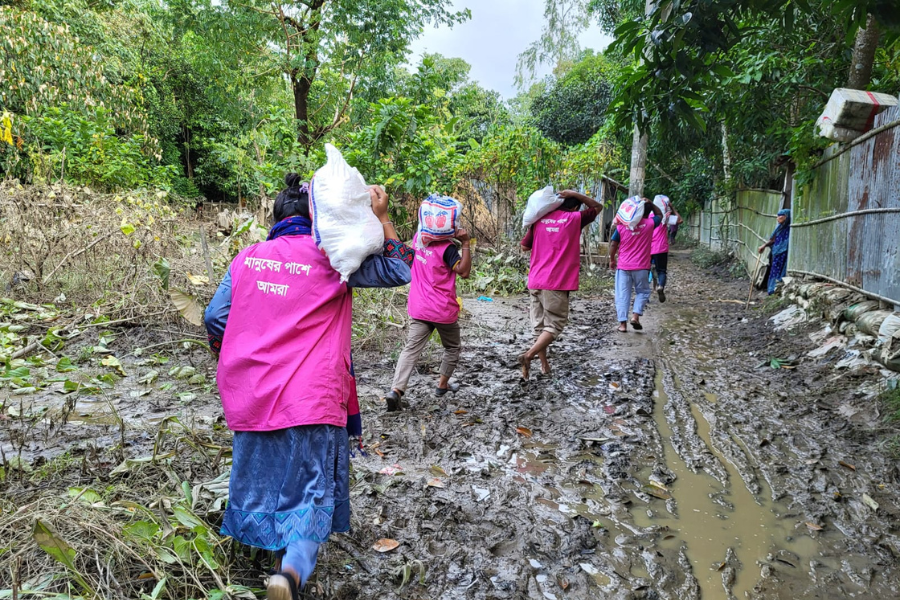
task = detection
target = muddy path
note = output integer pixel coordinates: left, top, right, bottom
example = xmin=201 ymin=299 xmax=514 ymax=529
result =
xmin=329 ymin=250 xmax=900 ymax=599
xmin=4 ymin=250 xmax=899 ymax=599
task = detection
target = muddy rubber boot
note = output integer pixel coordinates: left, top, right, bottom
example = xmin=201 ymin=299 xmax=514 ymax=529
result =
xmin=435 ymin=382 xmax=460 ymax=397
xmin=658 ymin=287 xmax=666 ymax=303
xmin=384 ymin=390 xmax=403 ymax=412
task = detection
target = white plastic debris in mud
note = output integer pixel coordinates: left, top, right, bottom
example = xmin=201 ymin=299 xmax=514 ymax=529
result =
xmin=808 ymin=336 xmax=847 ymax=358
xmin=770 ymin=305 xmax=808 ymax=330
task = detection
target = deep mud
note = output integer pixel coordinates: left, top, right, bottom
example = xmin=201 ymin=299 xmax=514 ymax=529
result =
xmin=4 ymin=250 xmax=900 ymax=599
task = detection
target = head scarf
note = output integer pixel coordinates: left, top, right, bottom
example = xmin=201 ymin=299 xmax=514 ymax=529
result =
xmin=771 ymin=209 xmax=792 ymax=255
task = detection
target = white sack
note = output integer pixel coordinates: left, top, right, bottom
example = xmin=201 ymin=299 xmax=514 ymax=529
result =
xmin=522 ymin=186 xmax=562 ymax=229
xmin=310 ymin=144 xmax=384 ymax=282
xmin=616 ymin=196 xmax=645 ymax=231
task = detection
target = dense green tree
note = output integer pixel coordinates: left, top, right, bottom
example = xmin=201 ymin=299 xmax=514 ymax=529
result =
xmin=530 ymin=52 xmax=615 ymax=146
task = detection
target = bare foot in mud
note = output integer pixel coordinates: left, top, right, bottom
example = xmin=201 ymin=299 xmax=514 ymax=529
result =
xmin=538 ymin=350 xmax=550 ymax=375
xmin=517 ymin=353 xmax=530 ymax=380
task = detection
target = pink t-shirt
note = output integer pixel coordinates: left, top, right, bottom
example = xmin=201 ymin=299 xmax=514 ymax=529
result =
xmin=408 ymin=234 xmax=459 ymax=324
xmin=527 ymin=209 xmax=583 ymax=291
xmin=651 ymin=216 xmax=670 ymax=254
xmin=616 ymin=218 xmax=655 ymax=271
xmin=217 ymin=236 xmax=353 ymax=431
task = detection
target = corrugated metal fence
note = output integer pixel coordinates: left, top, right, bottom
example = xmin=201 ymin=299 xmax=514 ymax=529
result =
xmin=684 ymin=103 xmax=900 ymax=307
xmin=790 ymin=105 xmax=900 ymax=306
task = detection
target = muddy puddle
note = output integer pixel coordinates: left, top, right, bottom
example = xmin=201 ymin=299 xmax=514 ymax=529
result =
xmin=636 ymin=365 xmax=822 ymax=598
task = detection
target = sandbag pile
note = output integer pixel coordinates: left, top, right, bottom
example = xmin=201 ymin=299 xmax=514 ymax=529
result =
xmin=310 ymin=144 xmax=385 ymax=282
xmin=522 ymin=186 xmax=562 ymax=229
xmin=779 ymin=277 xmax=900 ymax=373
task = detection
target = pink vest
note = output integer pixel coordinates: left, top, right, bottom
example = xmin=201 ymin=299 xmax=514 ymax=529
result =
xmin=408 ymin=234 xmax=459 ymax=324
xmin=527 ymin=209 xmax=582 ymax=291
xmin=617 ymin=218 xmax=655 ymax=271
xmin=651 ymin=216 xmax=670 ymax=254
xmin=217 ymin=235 xmax=353 ymax=431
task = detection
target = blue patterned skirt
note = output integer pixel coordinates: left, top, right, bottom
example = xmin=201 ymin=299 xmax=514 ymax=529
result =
xmin=221 ymin=425 xmax=350 ymax=550
xmin=768 ymin=251 xmax=788 ymax=295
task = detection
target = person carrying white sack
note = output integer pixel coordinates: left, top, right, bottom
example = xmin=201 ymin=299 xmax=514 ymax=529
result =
xmin=518 ymin=188 xmax=602 ymax=380
xmin=384 ymin=195 xmax=472 ymax=412
xmin=609 ymin=196 xmax=663 ymax=332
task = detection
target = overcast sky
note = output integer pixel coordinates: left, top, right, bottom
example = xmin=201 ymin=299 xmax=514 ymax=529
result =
xmin=408 ymin=0 xmax=613 ymax=99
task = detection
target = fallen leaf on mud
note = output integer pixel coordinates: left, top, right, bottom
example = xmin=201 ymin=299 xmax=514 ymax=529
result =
xmin=862 ymin=494 xmax=879 ymax=512
xmin=186 ymin=272 xmax=209 ymax=285
xmin=838 ymin=460 xmax=857 ymax=471
xmin=374 ymin=449 xmax=385 ymax=458
xmin=805 ymin=522 xmax=824 ymax=531
xmin=372 ymin=539 xmax=400 ymax=553
xmin=101 ymin=356 xmax=126 ymax=376
xmin=663 ymin=534 xmax=676 ymax=540
xmin=430 ymin=465 xmax=447 ymax=476
xmin=454 ymin=409 xmax=467 ymax=415
xmin=716 ymin=561 xmax=727 ymax=571
xmin=609 ymin=382 xmax=621 ymax=391
xmin=644 ymin=486 xmax=672 ymax=500
xmin=170 ymin=289 xmax=203 ymax=326
xmin=426 ymin=478 xmax=445 ymax=488
xmin=379 ymin=464 xmax=403 ymax=476
xmin=557 ymin=576 xmax=569 ymax=590
xmin=515 ymin=426 xmax=533 ymax=437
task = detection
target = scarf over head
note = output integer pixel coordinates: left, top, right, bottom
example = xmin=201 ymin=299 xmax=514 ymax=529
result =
xmin=770 ymin=209 xmax=791 ymax=255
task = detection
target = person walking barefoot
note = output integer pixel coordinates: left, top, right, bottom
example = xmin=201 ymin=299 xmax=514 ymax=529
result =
xmin=518 ymin=189 xmax=602 ymax=379
xmin=609 ymin=198 xmax=663 ymax=332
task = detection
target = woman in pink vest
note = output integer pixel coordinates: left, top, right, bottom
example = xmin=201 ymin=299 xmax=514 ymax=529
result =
xmin=383 ymin=196 xmax=472 ymax=411
xmin=518 ymin=190 xmax=602 ymax=379
xmin=609 ymin=198 xmax=663 ymax=332
xmin=650 ymin=194 xmax=683 ymax=303
xmin=204 ymin=174 xmax=411 ymax=600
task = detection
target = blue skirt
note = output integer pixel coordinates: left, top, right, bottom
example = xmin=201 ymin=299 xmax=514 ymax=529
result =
xmin=221 ymin=425 xmax=350 ymax=550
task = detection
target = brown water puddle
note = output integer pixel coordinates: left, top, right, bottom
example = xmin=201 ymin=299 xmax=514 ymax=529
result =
xmin=632 ymin=367 xmax=825 ymax=598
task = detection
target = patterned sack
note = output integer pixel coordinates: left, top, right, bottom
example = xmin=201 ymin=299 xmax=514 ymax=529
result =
xmin=418 ymin=194 xmax=462 ymax=246
xmin=653 ymin=194 xmax=671 ymax=217
xmin=615 ymin=196 xmax=645 ymax=230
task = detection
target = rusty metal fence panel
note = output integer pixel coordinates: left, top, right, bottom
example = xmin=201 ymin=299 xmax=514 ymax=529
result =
xmin=732 ymin=190 xmax=783 ymax=275
xmin=790 ymin=104 xmax=900 ymax=306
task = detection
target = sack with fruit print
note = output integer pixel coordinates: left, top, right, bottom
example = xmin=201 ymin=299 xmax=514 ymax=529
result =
xmin=417 ymin=194 xmax=462 ymax=248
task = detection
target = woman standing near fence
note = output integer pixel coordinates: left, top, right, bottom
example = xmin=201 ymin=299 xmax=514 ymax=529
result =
xmin=758 ymin=208 xmax=791 ymax=295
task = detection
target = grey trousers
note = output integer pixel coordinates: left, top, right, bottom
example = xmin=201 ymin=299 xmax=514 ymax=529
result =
xmin=391 ymin=319 xmax=461 ymax=392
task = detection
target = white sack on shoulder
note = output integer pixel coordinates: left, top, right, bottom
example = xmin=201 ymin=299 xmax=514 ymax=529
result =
xmin=522 ymin=186 xmax=562 ymax=228
xmin=615 ymin=196 xmax=645 ymax=231
xmin=310 ymin=144 xmax=385 ymax=282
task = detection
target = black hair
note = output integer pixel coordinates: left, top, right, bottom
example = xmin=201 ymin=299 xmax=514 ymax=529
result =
xmin=643 ymin=202 xmax=654 ymax=219
xmin=560 ymin=196 xmax=581 ymax=211
xmin=273 ymin=173 xmax=310 ymax=223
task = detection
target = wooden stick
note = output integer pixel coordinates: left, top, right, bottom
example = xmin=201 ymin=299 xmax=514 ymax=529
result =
xmin=747 ymin=250 xmax=764 ymax=309
xmin=199 ymin=226 xmax=215 ymax=282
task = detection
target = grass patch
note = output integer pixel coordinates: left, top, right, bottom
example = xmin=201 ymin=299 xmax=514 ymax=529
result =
xmin=690 ymin=247 xmax=733 ymax=269
xmin=879 ymin=382 xmax=900 ymax=423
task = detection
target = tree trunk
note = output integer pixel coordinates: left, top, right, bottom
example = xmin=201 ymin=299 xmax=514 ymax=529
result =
xmin=628 ymin=126 xmax=648 ymax=197
xmin=292 ymin=74 xmax=312 ymax=148
xmin=847 ymin=14 xmax=880 ymax=90
xmin=627 ymin=0 xmax=655 ymax=198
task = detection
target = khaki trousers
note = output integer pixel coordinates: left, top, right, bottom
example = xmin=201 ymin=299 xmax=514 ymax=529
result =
xmin=391 ymin=319 xmax=461 ymax=392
